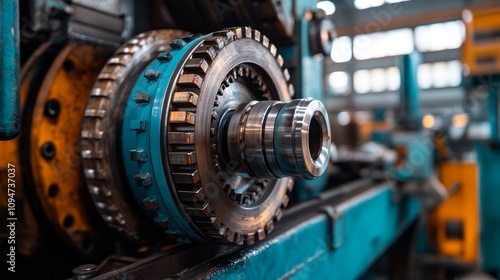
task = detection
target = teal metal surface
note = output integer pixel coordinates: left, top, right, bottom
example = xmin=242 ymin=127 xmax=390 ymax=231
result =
xmin=477 ymin=143 xmax=500 ymax=276
xmin=121 ymin=35 xmax=208 ymax=242
xmin=398 ymin=53 xmax=421 ymax=129
xmin=0 ymin=0 xmax=20 ymax=140
xmin=487 ymin=81 xmax=499 ymax=144
xmin=280 ymin=0 xmax=327 ymax=201
xmin=206 ymin=186 xmax=420 ymax=280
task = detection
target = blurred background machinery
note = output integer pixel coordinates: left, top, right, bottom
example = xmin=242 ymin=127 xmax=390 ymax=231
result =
xmin=1 ymin=0 xmax=500 ymax=279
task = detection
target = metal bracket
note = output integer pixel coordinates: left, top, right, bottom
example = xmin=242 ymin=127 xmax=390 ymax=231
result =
xmin=321 ymin=206 xmax=344 ymax=251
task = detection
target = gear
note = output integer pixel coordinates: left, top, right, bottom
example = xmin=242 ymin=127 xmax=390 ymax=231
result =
xmin=84 ymin=27 xmax=330 ymax=245
xmin=81 ymin=30 xmax=188 ymax=241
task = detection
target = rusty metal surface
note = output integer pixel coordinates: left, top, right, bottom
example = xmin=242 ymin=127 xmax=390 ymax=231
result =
xmin=27 ymin=43 xmax=114 ymax=258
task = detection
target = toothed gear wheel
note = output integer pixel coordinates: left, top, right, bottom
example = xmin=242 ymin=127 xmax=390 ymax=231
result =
xmin=117 ymin=27 xmax=296 ymax=245
xmin=81 ymin=29 xmax=189 ymax=241
xmin=86 ymin=26 xmax=330 ymax=245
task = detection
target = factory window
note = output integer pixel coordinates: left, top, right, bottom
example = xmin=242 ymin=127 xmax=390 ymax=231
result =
xmin=329 ymin=71 xmax=350 ymax=95
xmin=353 ymin=28 xmax=414 ymax=60
xmin=331 ymin=36 xmax=352 ymax=63
xmin=415 ymin=20 xmax=465 ymax=52
xmin=354 ymin=0 xmax=409 ymax=10
xmin=354 ymin=67 xmax=400 ymax=93
xmin=417 ymin=60 xmax=462 ymax=89
xmin=317 ymin=1 xmax=336 ymax=15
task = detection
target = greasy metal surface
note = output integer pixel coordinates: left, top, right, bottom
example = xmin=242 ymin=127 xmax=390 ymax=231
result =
xmin=81 ymin=30 xmax=188 ymax=241
xmin=0 ymin=0 xmax=20 ymax=139
xmin=28 ymin=43 xmax=113 ymax=257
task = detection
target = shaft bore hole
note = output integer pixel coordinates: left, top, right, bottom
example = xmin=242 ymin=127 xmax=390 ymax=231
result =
xmin=309 ymin=116 xmax=322 ymax=161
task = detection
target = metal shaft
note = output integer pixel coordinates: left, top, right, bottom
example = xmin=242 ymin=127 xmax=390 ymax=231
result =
xmin=227 ymin=98 xmax=331 ymax=180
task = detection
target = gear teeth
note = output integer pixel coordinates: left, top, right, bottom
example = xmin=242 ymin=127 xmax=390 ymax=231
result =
xmin=235 ymin=233 xmax=244 ymax=245
xmin=225 ymin=228 xmax=235 ymax=242
xmin=172 ymin=91 xmax=199 ymax=107
xmin=281 ymin=194 xmax=290 ymax=208
xmin=265 ymin=220 xmax=275 ymax=234
xmin=253 ymin=30 xmax=261 ymax=42
xmin=204 ymin=37 xmax=225 ymax=50
xmin=81 ymin=129 xmax=104 ymax=140
xmin=121 ymin=45 xmax=141 ymax=54
xmin=178 ymin=186 xmax=205 ymax=202
xmin=84 ymin=168 xmax=106 ymax=180
xmin=170 ymin=111 xmax=196 ymax=125
xmin=178 ymin=74 xmax=203 ymax=89
xmin=85 ymin=108 xmax=106 ymax=118
xmin=108 ymin=54 xmax=132 ymax=65
xmin=269 ymin=44 xmax=277 ymax=57
xmin=192 ymin=46 xmax=217 ymax=62
xmin=283 ymin=68 xmax=290 ymax=82
xmin=173 ymin=170 xmax=200 ymax=184
xmin=185 ymin=58 xmax=209 ymax=74
xmin=246 ymin=233 xmax=255 ymax=245
xmin=214 ymin=29 xmax=235 ymax=42
xmin=169 ymin=151 xmax=197 ymax=165
xmin=168 ymin=132 xmax=195 ymax=144
xmin=289 ymin=84 xmax=295 ymax=97
xmin=275 ymin=208 xmax=283 ymax=222
xmin=186 ymin=203 xmax=212 ymax=217
xmin=277 ymin=54 xmax=284 ymax=67
xmin=257 ymin=228 xmax=266 ymax=241
xmin=262 ymin=35 xmax=270 ymax=48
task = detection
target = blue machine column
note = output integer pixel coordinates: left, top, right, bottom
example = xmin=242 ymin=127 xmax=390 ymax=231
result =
xmin=0 ymin=0 xmax=21 ymax=140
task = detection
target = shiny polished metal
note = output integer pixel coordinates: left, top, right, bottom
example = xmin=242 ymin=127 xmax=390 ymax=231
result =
xmin=227 ymin=98 xmax=331 ymax=180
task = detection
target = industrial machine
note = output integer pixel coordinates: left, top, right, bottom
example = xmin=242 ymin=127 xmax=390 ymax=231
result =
xmin=1 ymin=0 xmax=499 ymax=279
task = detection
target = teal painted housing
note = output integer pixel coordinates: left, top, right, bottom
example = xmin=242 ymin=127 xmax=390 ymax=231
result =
xmin=207 ymin=186 xmax=420 ymax=279
xmin=121 ymin=35 xmax=208 ymax=243
xmin=279 ymin=0 xmax=328 ymax=201
xmin=477 ymin=143 xmax=500 ymax=276
xmin=398 ymin=52 xmax=421 ymax=129
xmin=0 ymin=0 xmax=21 ymax=140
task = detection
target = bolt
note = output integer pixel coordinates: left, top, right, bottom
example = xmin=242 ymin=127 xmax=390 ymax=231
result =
xmin=73 ymin=264 xmax=99 ymax=280
xmin=40 ymin=142 xmax=56 ymax=159
xmin=44 ymin=100 xmax=61 ymax=118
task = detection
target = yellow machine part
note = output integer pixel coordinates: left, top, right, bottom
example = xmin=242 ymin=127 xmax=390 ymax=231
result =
xmin=0 ymin=43 xmax=112 ymax=257
xmin=463 ymin=7 xmax=500 ymax=76
xmin=431 ymin=162 xmax=479 ymax=262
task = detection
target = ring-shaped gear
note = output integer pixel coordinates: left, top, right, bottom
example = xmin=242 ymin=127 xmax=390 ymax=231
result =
xmin=81 ymin=30 xmax=189 ymax=241
xmin=120 ymin=27 xmax=295 ymax=244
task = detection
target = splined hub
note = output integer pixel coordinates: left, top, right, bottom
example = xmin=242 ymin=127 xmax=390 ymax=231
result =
xmin=83 ymin=27 xmax=331 ymax=245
